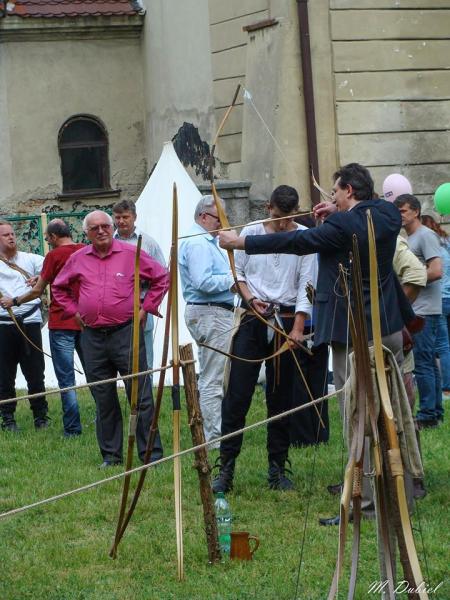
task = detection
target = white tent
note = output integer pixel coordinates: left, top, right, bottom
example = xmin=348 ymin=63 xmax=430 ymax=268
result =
xmin=17 ymin=142 xmax=199 ymax=392
xmin=136 ymin=141 xmax=202 ymax=384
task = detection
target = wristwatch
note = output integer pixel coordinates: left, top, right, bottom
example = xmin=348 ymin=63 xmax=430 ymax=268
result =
xmin=12 ymin=297 xmax=20 ymax=307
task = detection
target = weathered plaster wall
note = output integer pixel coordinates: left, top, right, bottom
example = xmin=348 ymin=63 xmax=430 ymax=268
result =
xmin=241 ymin=1 xmax=313 ymax=209
xmin=141 ymin=0 xmax=216 ymax=184
xmin=209 ymin=0 xmax=269 ymax=180
xmin=330 ymin=0 xmax=450 ymax=210
xmin=0 ymin=36 xmax=146 ymax=214
xmin=209 ymin=0 xmax=337 ymax=210
xmin=0 ymin=49 xmax=14 ymax=209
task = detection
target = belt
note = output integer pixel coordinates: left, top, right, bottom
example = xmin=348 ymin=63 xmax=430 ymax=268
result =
xmin=86 ymin=319 xmax=132 ymax=335
xmin=186 ymin=302 xmax=234 ymax=312
xmin=0 ymin=303 xmax=40 ymax=323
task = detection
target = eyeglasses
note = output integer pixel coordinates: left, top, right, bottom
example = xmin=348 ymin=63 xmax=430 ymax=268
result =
xmin=201 ymin=212 xmax=220 ymax=220
xmin=88 ymin=224 xmax=113 ymax=232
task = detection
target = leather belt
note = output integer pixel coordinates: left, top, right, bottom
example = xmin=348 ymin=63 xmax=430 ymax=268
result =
xmin=0 ymin=303 xmax=40 ymax=323
xmin=186 ymin=302 xmax=234 ymax=312
xmin=86 ymin=319 xmax=132 ymax=335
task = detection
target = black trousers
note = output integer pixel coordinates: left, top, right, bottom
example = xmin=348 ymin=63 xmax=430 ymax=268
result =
xmin=0 ymin=323 xmax=48 ymax=422
xmin=289 ymin=338 xmax=330 ymax=447
xmin=220 ymin=313 xmax=300 ymax=464
xmin=80 ymin=322 xmax=162 ymax=463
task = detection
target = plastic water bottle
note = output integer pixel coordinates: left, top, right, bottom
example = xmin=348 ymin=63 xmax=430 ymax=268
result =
xmin=215 ymin=492 xmax=232 ymax=557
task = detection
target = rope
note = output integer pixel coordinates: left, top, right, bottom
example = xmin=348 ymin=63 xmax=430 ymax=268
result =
xmin=0 ymin=388 xmax=341 ymax=521
xmin=0 ymin=363 xmax=194 ymax=407
xmin=177 ymin=210 xmax=315 ymax=240
xmin=293 ymin=274 xmax=342 ymax=600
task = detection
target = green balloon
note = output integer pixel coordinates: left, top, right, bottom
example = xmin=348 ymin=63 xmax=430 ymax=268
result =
xmin=434 ymin=183 xmax=450 ymax=215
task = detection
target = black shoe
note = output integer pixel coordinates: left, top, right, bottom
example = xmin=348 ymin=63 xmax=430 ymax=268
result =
xmin=99 ymin=460 xmax=122 ymax=468
xmin=268 ymin=458 xmax=295 ymax=491
xmin=2 ymin=420 xmax=20 ymax=432
xmin=413 ymin=478 xmax=427 ymax=500
xmin=319 ymin=513 xmax=354 ymax=526
xmin=417 ymin=419 xmax=439 ymax=430
xmin=211 ymin=455 xmax=235 ymax=494
xmin=34 ymin=416 xmax=50 ymax=430
xmin=319 ymin=515 xmax=341 ymax=526
xmin=327 ymin=482 xmax=343 ymax=496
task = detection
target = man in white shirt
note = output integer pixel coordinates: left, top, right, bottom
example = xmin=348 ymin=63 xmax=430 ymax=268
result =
xmin=0 ymin=220 xmax=49 ymax=432
xmin=112 ymin=200 xmax=166 ymax=375
xmin=212 ymin=186 xmax=315 ymax=493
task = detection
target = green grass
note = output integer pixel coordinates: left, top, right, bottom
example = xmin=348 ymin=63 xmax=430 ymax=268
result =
xmin=0 ymin=388 xmax=448 ymax=600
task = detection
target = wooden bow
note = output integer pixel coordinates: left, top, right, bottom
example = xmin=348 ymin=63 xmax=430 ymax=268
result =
xmin=107 ymin=248 xmax=175 ymax=554
xmin=328 ymin=215 xmax=428 ymax=598
xmin=210 ymin=86 xmax=324 ymax=433
xmin=367 ymin=211 xmax=428 ymax=599
xmin=110 ymin=235 xmax=142 ymax=559
xmin=171 ymin=183 xmax=184 ymax=580
xmin=0 ymin=290 xmax=54 ymax=361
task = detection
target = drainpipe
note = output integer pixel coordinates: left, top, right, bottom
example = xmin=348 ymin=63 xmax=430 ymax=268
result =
xmin=297 ymin=0 xmax=320 ymax=206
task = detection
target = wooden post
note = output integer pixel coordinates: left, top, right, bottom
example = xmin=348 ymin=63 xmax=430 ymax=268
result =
xmin=179 ymin=343 xmax=221 ymax=563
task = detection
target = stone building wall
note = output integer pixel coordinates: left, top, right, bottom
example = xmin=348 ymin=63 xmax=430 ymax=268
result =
xmin=0 ymin=19 xmax=146 ymax=216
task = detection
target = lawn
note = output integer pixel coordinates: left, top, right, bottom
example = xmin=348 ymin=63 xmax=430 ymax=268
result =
xmin=0 ymin=387 xmax=448 ymax=600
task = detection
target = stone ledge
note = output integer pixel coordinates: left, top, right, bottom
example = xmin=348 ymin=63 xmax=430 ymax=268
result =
xmin=57 ymin=188 xmax=121 ymax=202
xmin=0 ymin=15 xmax=144 ymax=42
xmin=198 ymin=180 xmax=252 ymax=226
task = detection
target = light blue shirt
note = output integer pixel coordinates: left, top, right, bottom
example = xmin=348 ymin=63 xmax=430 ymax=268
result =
xmin=179 ymin=222 xmax=235 ymax=304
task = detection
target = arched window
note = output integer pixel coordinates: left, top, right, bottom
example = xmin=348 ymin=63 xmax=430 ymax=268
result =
xmin=58 ymin=116 xmax=110 ymax=193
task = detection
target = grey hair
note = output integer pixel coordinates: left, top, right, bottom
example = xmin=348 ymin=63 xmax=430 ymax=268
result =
xmin=82 ymin=210 xmax=113 ymax=232
xmin=194 ymin=195 xmax=223 ymax=220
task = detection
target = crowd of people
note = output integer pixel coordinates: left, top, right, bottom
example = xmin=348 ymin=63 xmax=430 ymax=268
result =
xmin=0 ymin=163 xmax=447 ymax=516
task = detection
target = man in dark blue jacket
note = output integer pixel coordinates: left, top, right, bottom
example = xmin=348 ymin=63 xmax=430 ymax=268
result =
xmin=219 ymin=163 xmax=414 ymax=522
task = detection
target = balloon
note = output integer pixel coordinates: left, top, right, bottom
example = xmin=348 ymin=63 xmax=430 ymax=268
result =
xmin=434 ymin=183 xmax=450 ymax=215
xmin=382 ymin=173 xmax=412 ymax=202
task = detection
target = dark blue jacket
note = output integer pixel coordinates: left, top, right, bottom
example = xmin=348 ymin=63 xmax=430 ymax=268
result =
xmin=245 ymin=199 xmax=414 ymax=346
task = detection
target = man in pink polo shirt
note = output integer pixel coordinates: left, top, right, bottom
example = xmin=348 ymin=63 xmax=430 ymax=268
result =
xmin=53 ymin=210 xmax=169 ymax=467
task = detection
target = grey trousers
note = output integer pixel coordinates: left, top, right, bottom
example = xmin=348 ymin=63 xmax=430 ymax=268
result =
xmin=81 ymin=322 xmax=163 ymax=463
xmin=332 ymin=330 xmax=404 ymax=511
xmin=185 ymin=304 xmax=234 ymax=447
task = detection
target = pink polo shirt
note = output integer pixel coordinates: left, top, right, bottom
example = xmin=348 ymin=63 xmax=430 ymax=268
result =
xmin=52 ymin=239 xmax=169 ymax=328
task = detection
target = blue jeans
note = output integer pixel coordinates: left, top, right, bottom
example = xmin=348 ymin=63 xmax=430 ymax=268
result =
xmin=49 ymin=329 xmax=83 ymax=435
xmin=438 ymin=297 xmax=450 ymax=391
xmin=413 ymin=315 xmax=443 ymax=422
xmin=436 ymin=313 xmax=450 ymax=391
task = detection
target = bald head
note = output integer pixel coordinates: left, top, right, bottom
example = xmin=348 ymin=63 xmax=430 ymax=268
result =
xmin=83 ymin=210 xmax=113 ymax=233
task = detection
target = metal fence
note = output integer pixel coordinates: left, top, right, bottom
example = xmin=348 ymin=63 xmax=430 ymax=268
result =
xmin=5 ymin=211 xmax=110 ymax=255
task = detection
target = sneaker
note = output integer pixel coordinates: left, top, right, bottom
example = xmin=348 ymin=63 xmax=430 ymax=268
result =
xmin=268 ymin=458 xmax=295 ymax=491
xmin=34 ymin=416 xmax=50 ymax=430
xmin=211 ymin=456 xmax=235 ymax=494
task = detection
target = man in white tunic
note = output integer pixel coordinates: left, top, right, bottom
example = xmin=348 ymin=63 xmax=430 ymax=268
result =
xmin=0 ymin=220 xmax=49 ymax=431
xmin=212 ymin=186 xmax=315 ymax=492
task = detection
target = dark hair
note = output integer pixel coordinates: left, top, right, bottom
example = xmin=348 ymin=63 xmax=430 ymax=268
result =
xmin=46 ymin=219 xmax=71 ymax=238
xmin=269 ymin=185 xmax=299 ymax=213
xmin=421 ymin=214 xmax=448 ymax=239
xmin=394 ymin=194 xmax=422 ymax=217
xmin=333 ymin=163 xmax=374 ymax=201
xmin=112 ymin=199 xmax=137 ymax=215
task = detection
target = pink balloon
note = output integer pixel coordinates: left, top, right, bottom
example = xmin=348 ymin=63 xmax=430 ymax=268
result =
xmin=382 ymin=173 xmax=413 ymax=202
